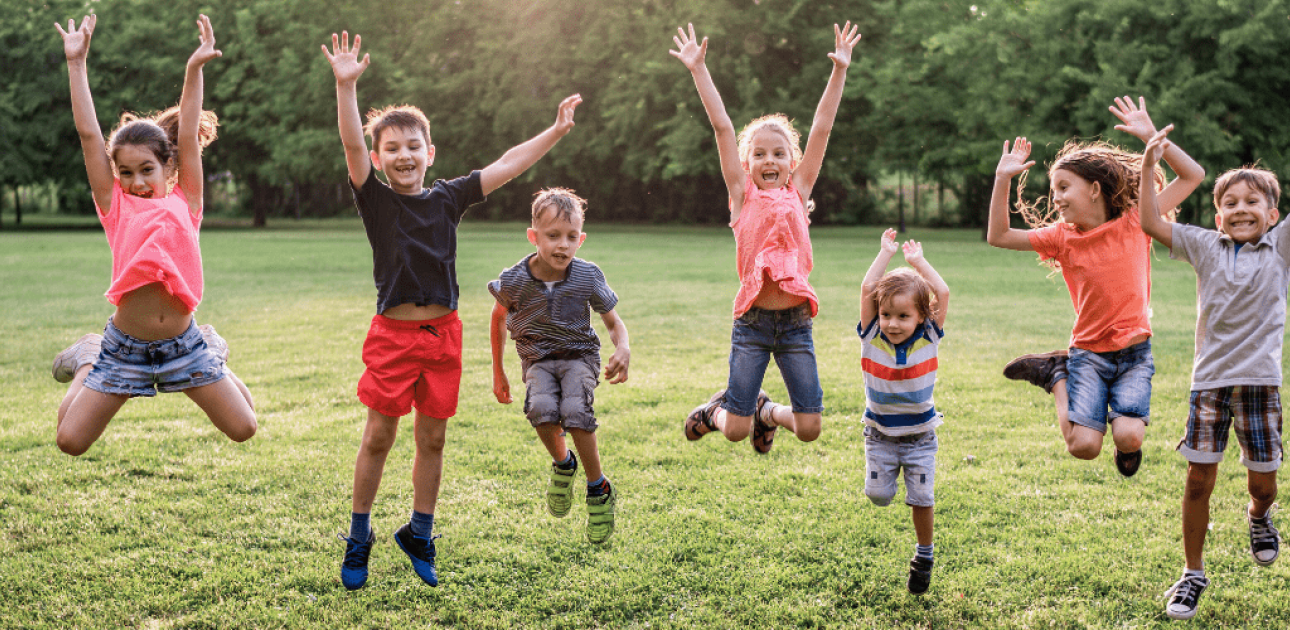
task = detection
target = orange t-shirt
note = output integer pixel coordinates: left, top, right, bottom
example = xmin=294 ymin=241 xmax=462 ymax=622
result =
xmin=95 ymin=179 xmax=204 ymax=312
xmin=729 ymin=176 xmax=819 ymax=319
xmin=1028 ymin=207 xmax=1151 ymax=353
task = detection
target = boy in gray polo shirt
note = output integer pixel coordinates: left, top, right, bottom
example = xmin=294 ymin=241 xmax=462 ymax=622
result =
xmin=488 ymin=188 xmax=631 ymax=544
xmin=1140 ymin=129 xmax=1283 ymax=620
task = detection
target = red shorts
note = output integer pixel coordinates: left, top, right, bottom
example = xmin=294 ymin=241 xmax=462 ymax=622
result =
xmin=357 ymin=312 xmax=463 ymax=419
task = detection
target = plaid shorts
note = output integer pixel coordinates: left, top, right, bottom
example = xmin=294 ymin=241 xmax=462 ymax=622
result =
xmin=1179 ymin=386 xmax=1283 ymax=473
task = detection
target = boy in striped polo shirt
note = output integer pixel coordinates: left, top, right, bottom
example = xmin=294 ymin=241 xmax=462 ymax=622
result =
xmin=858 ymin=228 xmax=951 ymax=595
xmin=488 ymin=188 xmax=631 ymax=544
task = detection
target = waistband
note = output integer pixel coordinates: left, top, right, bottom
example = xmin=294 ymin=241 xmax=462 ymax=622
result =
xmin=372 ymin=310 xmax=460 ymax=330
xmin=867 ymin=427 xmax=932 ymax=443
xmin=104 ymin=317 xmax=201 ymax=352
xmin=1074 ymin=338 xmax=1151 ymax=358
xmin=739 ymin=303 xmax=812 ymax=325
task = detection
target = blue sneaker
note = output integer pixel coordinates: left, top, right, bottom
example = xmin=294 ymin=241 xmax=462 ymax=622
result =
xmin=337 ymin=530 xmax=374 ymax=591
xmin=393 ymin=523 xmax=441 ymax=587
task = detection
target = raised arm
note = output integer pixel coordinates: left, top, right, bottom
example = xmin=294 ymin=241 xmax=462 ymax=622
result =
xmin=794 ymin=21 xmax=861 ymax=199
xmin=902 ymin=240 xmax=950 ymax=329
xmin=670 ymin=24 xmax=746 ymax=212
xmin=489 ymin=301 xmax=512 ymax=404
xmin=860 ymin=228 xmax=900 ymax=326
xmin=177 ymin=14 xmax=221 ymax=213
xmin=56 ymin=15 xmax=113 ymax=212
xmin=986 ymin=137 xmax=1037 ymax=251
xmin=322 ymin=31 xmax=372 ymax=188
xmin=1138 ymin=126 xmax=1174 ymax=249
xmin=479 ymin=94 xmax=581 ymax=196
xmin=599 ymin=310 xmax=630 ymax=384
xmin=1110 ymin=96 xmax=1205 ymax=214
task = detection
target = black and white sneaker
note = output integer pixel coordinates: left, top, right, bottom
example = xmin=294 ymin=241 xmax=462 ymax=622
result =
xmin=907 ymin=556 xmax=933 ymax=595
xmin=1164 ymin=574 xmax=1209 ymax=620
xmin=1248 ymin=504 xmax=1281 ymax=567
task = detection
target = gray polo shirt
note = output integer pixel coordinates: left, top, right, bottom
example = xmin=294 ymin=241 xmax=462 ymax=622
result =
xmin=1171 ymin=221 xmax=1290 ymax=390
xmin=487 ymin=255 xmax=618 ymax=363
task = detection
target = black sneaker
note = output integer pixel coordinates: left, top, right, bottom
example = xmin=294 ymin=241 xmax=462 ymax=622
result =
xmin=393 ymin=523 xmax=441 ymax=587
xmin=337 ymin=530 xmax=375 ymax=591
xmin=1003 ymin=350 xmax=1068 ymax=393
xmin=1248 ymin=505 xmax=1281 ymax=567
xmin=907 ymin=556 xmax=933 ymax=595
xmin=685 ymin=390 xmax=725 ymax=441
xmin=1165 ymin=574 xmax=1209 ymax=620
xmin=1114 ymin=449 xmax=1142 ymax=478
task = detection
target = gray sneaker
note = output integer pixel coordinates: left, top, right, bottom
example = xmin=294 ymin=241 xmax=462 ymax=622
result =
xmin=1248 ymin=504 xmax=1281 ymax=566
xmin=51 ymin=333 xmax=102 ymax=383
xmin=198 ymin=324 xmax=230 ymax=364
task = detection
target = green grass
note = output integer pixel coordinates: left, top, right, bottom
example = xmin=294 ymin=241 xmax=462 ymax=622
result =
xmin=1 ymin=222 xmax=1286 ymax=629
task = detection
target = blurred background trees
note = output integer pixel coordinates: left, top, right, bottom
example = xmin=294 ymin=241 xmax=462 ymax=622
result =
xmin=3 ymin=0 xmax=1287 ymax=228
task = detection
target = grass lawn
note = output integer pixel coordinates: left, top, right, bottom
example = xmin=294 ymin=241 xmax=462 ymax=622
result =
xmin=1 ymin=221 xmax=1286 ymax=629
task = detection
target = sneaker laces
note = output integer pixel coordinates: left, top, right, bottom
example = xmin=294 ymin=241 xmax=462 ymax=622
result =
xmin=1167 ymin=575 xmax=1206 ymax=605
xmin=1250 ymin=506 xmax=1280 ymax=546
xmin=337 ymin=532 xmax=372 ymax=568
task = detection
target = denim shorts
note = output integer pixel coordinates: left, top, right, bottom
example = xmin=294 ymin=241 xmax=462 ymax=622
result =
xmin=864 ymin=426 xmax=938 ymax=507
xmin=1065 ymin=340 xmax=1154 ymax=433
xmin=724 ymin=304 xmax=823 ymax=416
xmin=83 ymin=318 xmax=226 ymax=397
xmin=523 ymin=354 xmax=600 ymax=432
xmin=1179 ymin=386 xmax=1283 ymax=472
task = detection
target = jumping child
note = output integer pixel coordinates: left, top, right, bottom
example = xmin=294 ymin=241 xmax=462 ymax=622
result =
xmin=488 ymin=188 xmax=631 ymax=545
xmin=859 ymin=229 xmax=950 ymax=594
xmin=1138 ymin=128 xmax=1282 ymax=620
xmin=989 ymin=97 xmax=1205 ymax=476
xmin=671 ymin=22 xmax=861 ymax=451
xmin=52 ymin=14 xmax=256 ymax=457
xmin=323 ymin=32 xmax=580 ymax=590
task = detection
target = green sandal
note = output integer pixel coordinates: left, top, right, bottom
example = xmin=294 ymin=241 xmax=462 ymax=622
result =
xmin=547 ymin=455 xmax=578 ymax=518
xmin=585 ymin=486 xmax=617 ymax=544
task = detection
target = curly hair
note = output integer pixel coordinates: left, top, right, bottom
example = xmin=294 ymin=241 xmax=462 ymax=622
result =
xmin=107 ymin=106 xmax=219 ymax=180
xmin=532 ymin=187 xmax=586 ymax=225
xmin=873 ymin=268 xmax=937 ymax=324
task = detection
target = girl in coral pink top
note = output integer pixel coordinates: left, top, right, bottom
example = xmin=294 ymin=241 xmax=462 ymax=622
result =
xmin=671 ymin=21 xmax=861 ymax=453
xmin=986 ymin=97 xmax=1205 ymax=476
xmin=51 ymin=15 xmax=255 ymax=456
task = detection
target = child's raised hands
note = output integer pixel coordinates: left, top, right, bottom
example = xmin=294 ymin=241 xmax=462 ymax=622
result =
xmin=880 ymin=227 xmax=899 ymax=255
xmin=828 ymin=21 xmax=862 ymax=69
xmin=996 ymin=137 xmax=1035 ymax=179
xmin=187 ymin=14 xmax=221 ymax=69
xmin=56 ymin=15 xmax=96 ymax=61
xmin=552 ymin=94 xmax=582 ymax=136
xmin=1110 ymin=96 xmax=1159 ymax=143
xmin=902 ymin=239 xmax=925 ymax=265
xmin=1142 ymin=124 xmax=1174 ymax=168
xmin=322 ymin=31 xmax=370 ymax=84
xmin=669 ymin=24 xmax=708 ymax=71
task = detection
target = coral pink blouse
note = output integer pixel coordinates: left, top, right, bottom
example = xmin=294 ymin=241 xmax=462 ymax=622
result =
xmin=730 ymin=176 xmax=819 ymax=319
xmin=95 ymin=179 xmax=204 ymax=312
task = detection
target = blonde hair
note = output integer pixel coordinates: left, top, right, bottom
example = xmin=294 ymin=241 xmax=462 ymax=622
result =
xmin=1213 ymin=166 xmax=1280 ymax=210
xmin=736 ymin=113 xmax=803 ymax=166
xmin=531 ymin=187 xmax=586 ymax=224
xmin=874 ymin=268 xmax=936 ymax=323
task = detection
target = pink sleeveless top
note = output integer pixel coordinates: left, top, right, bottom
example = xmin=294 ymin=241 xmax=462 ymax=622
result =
xmin=95 ymin=179 xmax=204 ymax=312
xmin=729 ymin=176 xmax=819 ymax=319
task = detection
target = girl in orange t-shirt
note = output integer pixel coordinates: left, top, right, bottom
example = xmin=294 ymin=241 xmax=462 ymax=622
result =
xmin=670 ymin=21 xmax=860 ymax=453
xmin=986 ymin=97 xmax=1205 ymax=476
xmin=51 ymin=14 xmax=256 ymax=457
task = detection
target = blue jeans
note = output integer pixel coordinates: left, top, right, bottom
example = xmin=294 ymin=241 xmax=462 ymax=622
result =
xmin=83 ymin=318 xmax=226 ymax=397
xmin=723 ymin=304 xmax=824 ymax=416
xmin=1065 ymin=340 xmax=1154 ymax=433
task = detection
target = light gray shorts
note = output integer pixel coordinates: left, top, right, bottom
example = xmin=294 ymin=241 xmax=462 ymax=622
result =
xmin=863 ymin=426 xmax=938 ymax=508
xmin=523 ymin=354 xmax=600 ymax=432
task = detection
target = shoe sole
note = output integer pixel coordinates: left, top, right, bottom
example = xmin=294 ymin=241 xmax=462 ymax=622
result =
xmin=51 ymin=333 xmax=101 ymax=383
xmin=393 ymin=531 xmax=439 ymax=587
xmin=685 ymin=390 xmax=725 ymax=441
xmin=1164 ymin=582 xmax=1204 ymax=620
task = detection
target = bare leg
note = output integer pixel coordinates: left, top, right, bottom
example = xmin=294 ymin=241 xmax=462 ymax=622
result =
xmin=711 ymin=408 xmax=752 ymax=442
xmin=1052 ymin=379 xmax=1102 ymax=459
xmin=57 ymin=364 xmax=94 ymax=429
xmin=912 ymin=505 xmax=934 ymax=547
xmin=56 ymin=367 xmax=129 ymax=456
xmin=1249 ymin=470 xmax=1279 ymax=519
xmin=352 ymin=409 xmax=399 ymax=514
xmin=1109 ymin=416 xmax=1146 ymax=452
xmin=222 ymin=369 xmax=254 ymax=410
xmin=766 ymin=406 xmax=822 ymax=442
xmin=1182 ymin=463 xmax=1218 ymax=570
xmin=184 ymin=375 xmax=257 ymax=442
xmin=412 ymin=412 xmax=447 ymax=515
xmin=534 ymin=424 xmax=571 ymax=462
xmin=567 ymin=428 xmax=603 ymax=482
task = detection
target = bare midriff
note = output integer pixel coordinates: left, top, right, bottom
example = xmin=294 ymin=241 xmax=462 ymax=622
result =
xmin=113 ymin=283 xmax=194 ymax=340
xmin=750 ymin=273 xmax=807 ymax=311
xmin=382 ymin=302 xmax=454 ymax=321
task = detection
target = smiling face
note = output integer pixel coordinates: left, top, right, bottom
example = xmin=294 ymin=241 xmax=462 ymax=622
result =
xmin=526 ymin=209 xmax=586 ymax=281
xmin=113 ymin=144 xmax=173 ymax=199
xmin=743 ymin=128 xmax=796 ymax=191
xmin=1049 ymin=168 xmax=1107 ymax=230
xmin=371 ymin=126 xmax=434 ymax=195
xmin=878 ymin=291 xmax=925 ymax=346
xmin=1215 ymin=180 xmax=1279 ymax=244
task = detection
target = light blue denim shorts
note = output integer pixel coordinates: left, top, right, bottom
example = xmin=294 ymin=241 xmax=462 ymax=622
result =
xmin=83 ymin=318 xmax=226 ymax=397
xmin=723 ymin=304 xmax=824 ymax=416
xmin=1065 ymin=340 xmax=1154 ymax=433
xmin=863 ymin=426 xmax=938 ymax=508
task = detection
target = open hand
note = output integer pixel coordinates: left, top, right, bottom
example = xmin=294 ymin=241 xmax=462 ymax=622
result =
xmin=1142 ymin=124 xmax=1173 ymax=169
xmin=55 ymin=15 xmax=95 ymax=61
xmin=828 ymin=21 xmax=862 ymax=68
xmin=669 ymin=24 xmax=708 ymax=71
xmin=187 ymin=14 xmax=222 ymax=69
xmin=902 ymin=239 xmax=925 ymax=265
xmin=996 ymin=137 xmax=1035 ymax=179
xmin=553 ymin=94 xmax=582 ymax=135
xmin=880 ymin=227 xmax=899 ymax=254
xmin=322 ymin=31 xmax=370 ymax=84
xmin=1110 ymin=96 xmax=1157 ymax=142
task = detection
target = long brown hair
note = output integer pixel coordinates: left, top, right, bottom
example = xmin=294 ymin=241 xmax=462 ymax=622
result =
xmin=107 ymin=106 xmax=219 ymax=181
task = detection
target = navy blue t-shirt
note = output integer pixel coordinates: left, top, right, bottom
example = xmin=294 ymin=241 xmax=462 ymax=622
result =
xmin=351 ymin=167 xmax=485 ymax=314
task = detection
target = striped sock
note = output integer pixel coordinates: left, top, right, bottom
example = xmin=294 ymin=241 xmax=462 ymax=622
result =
xmin=556 ymin=450 xmax=577 ymax=470
xmin=349 ymin=512 xmax=371 ymax=542
xmin=916 ymin=543 xmax=934 ymax=562
xmin=587 ymin=475 xmax=610 ymax=497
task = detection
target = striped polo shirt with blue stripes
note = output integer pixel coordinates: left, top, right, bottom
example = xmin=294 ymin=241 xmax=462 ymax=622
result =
xmin=857 ymin=318 xmax=945 ymax=436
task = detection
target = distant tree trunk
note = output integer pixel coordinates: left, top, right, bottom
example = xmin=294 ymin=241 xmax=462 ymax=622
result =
xmin=246 ymin=173 xmax=276 ymax=228
xmin=912 ymin=170 xmax=920 ymax=225
xmin=938 ymin=180 xmax=945 ymax=222
xmin=897 ymin=171 xmax=906 ymax=233
xmin=14 ymin=186 xmax=22 ymax=226
xmin=957 ymin=172 xmax=992 ymax=237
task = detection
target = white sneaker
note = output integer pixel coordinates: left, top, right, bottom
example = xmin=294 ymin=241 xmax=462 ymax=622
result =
xmin=1248 ymin=503 xmax=1281 ymax=566
xmin=198 ymin=324 xmax=230 ymax=364
xmin=51 ymin=333 xmax=102 ymax=383
xmin=1165 ymin=574 xmax=1209 ymax=620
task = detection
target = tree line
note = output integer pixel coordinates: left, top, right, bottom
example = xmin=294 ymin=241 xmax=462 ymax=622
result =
xmin=2 ymin=0 xmax=1287 ymax=228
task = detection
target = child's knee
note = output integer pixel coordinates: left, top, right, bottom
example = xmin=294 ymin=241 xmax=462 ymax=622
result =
xmin=55 ymin=430 xmax=90 ymax=457
xmin=865 ymin=486 xmax=895 ymax=507
xmin=226 ymin=416 xmax=257 ymax=442
xmin=526 ymin=394 xmax=559 ymax=425
xmin=794 ymin=413 xmax=822 ymax=442
xmin=1249 ymin=471 xmax=1278 ymax=504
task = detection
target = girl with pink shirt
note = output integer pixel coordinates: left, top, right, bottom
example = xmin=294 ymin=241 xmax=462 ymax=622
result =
xmin=987 ymin=97 xmax=1204 ymax=476
xmin=51 ymin=15 xmax=256 ymax=456
xmin=670 ymin=21 xmax=860 ymax=453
